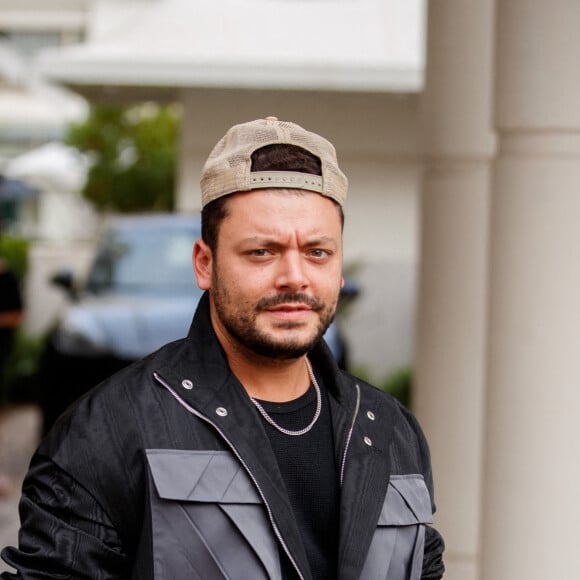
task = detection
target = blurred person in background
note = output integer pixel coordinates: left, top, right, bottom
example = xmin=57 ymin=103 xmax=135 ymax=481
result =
xmin=0 ymin=222 xmax=23 ymax=496
xmin=0 ymin=226 xmax=22 ymax=389
xmin=2 ymin=118 xmax=444 ymax=579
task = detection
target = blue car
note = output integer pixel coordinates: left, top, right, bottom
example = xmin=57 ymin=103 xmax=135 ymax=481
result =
xmin=40 ymin=213 xmax=356 ymax=433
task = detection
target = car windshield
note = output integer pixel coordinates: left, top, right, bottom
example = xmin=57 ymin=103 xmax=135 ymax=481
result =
xmin=86 ymin=224 xmax=199 ymax=295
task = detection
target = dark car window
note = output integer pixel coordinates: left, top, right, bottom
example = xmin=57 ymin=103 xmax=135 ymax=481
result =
xmin=86 ymin=225 xmax=199 ymax=295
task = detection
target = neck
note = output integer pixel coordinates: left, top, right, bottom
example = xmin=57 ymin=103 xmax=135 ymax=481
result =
xmin=228 ymin=351 xmax=311 ymax=402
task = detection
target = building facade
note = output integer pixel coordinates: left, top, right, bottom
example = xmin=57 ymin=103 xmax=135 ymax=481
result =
xmin=6 ymin=1 xmax=580 ymax=578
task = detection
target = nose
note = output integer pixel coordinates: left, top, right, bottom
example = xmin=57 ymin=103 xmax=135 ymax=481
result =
xmin=275 ymin=252 xmax=308 ymax=291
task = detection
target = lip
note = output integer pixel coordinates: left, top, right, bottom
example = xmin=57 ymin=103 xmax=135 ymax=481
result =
xmin=264 ymin=304 xmax=313 ymax=320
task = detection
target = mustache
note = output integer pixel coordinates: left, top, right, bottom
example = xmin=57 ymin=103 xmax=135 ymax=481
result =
xmin=256 ymin=293 xmax=324 ymax=312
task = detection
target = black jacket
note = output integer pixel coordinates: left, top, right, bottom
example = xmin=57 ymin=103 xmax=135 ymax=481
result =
xmin=2 ymin=294 xmax=444 ymax=579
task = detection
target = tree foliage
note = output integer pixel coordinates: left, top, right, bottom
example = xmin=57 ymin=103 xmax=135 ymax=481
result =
xmin=0 ymin=235 xmax=29 ymax=280
xmin=65 ymin=102 xmax=180 ymax=213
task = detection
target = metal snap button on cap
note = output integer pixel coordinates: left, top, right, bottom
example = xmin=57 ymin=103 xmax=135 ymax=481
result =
xmin=181 ymin=379 xmax=193 ymax=390
xmin=364 ymin=436 xmax=372 ymax=447
xmin=216 ymin=407 xmax=228 ymax=417
xmin=367 ymin=411 xmax=376 ymax=421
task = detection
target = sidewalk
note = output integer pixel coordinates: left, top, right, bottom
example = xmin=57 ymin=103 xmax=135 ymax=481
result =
xmin=0 ymin=405 xmax=41 ymax=574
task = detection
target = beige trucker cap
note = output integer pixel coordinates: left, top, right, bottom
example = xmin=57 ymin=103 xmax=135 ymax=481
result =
xmin=200 ymin=117 xmax=348 ymax=208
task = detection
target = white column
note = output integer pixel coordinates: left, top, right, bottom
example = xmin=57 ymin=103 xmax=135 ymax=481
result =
xmin=175 ymin=89 xmax=204 ymax=213
xmin=481 ymin=1 xmax=580 ymax=578
xmin=414 ymin=2 xmax=495 ymax=579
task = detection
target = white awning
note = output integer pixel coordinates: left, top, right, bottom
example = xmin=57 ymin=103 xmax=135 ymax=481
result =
xmin=5 ymin=142 xmax=88 ymax=194
xmin=38 ymin=0 xmax=425 ymax=95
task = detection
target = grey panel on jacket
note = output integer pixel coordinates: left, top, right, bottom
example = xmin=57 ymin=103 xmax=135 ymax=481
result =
xmin=147 ymin=449 xmax=261 ymax=503
xmin=360 ymin=475 xmax=432 ymax=580
xmin=379 ymin=475 xmax=433 ymax=525
xmin=146 ymin=450 xmax=281 ymax=579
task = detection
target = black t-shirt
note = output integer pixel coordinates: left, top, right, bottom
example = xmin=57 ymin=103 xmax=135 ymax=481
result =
xmin=254 ymin=374 xmax=339 ymax=579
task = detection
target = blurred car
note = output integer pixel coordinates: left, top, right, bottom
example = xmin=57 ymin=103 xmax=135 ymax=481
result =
xmin=39 ymin=213 xmax=357 ymax=434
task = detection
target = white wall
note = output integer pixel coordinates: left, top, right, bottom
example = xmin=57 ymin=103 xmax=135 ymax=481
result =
xmin=342 ymin=159 xmax=420 ymax=379
xmin=24 ymin=240 xmax=94 ymax=336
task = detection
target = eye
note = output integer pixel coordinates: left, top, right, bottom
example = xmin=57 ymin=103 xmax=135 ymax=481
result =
xmin=308 ymin=249 xmax=331 ymax=259
xmin=248 ymin=249 xmax=273 ymax=257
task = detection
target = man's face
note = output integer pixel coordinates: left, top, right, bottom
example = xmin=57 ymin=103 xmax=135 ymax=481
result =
xmin=194 ymin=189 xmax=344 ymax=360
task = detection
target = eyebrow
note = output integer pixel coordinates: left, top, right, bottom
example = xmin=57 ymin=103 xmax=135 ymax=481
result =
xmin=239 ymin=236 xmax=340 ymax=250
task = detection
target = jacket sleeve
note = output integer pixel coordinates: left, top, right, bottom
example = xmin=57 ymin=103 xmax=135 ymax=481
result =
xmin=1 ymin=453 xmax=128 ymax=579
xmin=422 ymin=525 xmax=445 ymax=579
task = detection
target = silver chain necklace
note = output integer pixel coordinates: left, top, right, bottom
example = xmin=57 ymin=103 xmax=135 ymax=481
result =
xmin=249 ymin=358 xmax=321 ymax=436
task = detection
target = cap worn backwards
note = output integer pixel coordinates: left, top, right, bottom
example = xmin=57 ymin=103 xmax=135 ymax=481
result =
xmin=200 ymin=117 xmax=348 ymax=208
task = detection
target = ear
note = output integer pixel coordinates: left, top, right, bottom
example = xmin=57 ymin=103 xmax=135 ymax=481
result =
xmin=340 ymin=276 xmax=345 ymax=289
xmin=193 ymin=239 xmax=213 ymax=290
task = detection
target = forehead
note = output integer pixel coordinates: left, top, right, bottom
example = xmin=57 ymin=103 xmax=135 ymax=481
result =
xmin=223 ymin=189 xmax=343 ymax=232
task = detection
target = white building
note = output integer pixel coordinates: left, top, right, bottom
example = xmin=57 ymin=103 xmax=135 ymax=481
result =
xmin=0 ymin=0 xmax=89 ymax=158
xmin=0 ymin=0 xmax=93 ymax=237
xmin=11 ymin=1 xmax=580 ymax=579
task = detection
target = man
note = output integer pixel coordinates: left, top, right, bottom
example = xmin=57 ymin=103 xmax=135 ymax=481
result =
xmin=2 ymin=117 xmax=444 ymax=579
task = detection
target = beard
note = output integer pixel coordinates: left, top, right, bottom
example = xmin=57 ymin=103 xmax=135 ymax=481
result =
xmin=211 ymin=278 xmax=337 ymax=360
